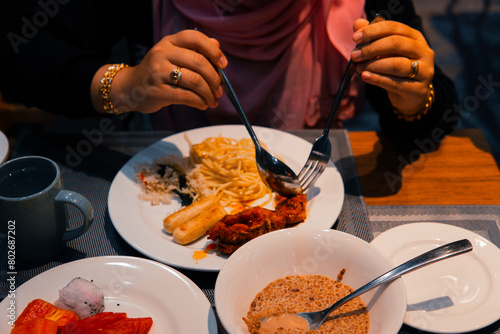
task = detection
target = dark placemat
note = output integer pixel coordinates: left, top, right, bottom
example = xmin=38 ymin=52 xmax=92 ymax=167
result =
xmin=368 ymin=205 xmax=500 ymax=334
xmin=369 ymin=205 xmax=500 ymax=247
xmin=0 ymin=129 xmax=370 ymax=301
xmin=294 ymin=129 xmax=372 ymax=242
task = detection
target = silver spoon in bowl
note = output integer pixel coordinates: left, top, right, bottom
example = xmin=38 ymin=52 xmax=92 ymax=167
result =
xmin=261 ymin=239 xmax=473 ymax=331
xmin=217 ymin=68 xmax=302 ymax=197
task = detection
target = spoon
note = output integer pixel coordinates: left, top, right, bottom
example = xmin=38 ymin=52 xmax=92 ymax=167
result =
xmin=266 ymin=239 xmax=473 ymax=331
xmin=217 ymin=68 xmax=302 ymax=196
xmin=195 ymin=26 xmax=301 ymax=196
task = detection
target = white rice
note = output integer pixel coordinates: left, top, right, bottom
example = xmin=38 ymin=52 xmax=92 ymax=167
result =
xmin=134 ymin=155 xmax=214 ymax=205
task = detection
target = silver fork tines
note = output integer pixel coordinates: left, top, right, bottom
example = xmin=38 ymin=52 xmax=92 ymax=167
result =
xmin=298 ymin=14 xmax=386 ymax=192
xmin=298 ymin=135 xmax=331 ymax=191
xmin=297 ymin=58 xmax=354 ymax=191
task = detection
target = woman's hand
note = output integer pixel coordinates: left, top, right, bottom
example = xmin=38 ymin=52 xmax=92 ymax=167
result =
xmin=91 ymin=29 xmax=228 ymax=114
xmin=351 ymin=19 xmax=434 ymax=116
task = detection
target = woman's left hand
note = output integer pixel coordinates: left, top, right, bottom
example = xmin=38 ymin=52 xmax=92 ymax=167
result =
xmin=351 ymin=19 xmax=434 ymax=116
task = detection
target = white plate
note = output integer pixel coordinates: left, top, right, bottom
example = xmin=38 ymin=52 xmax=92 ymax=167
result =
xmin=0 ymin=130 xmax=8 ymax=164
xmin=108 ymin=125 xmax=344 ymax=272
xmin=371 ymin=223 xmax=500 ymax=333
xmin=0 ymin=256 xmax=217 ymax=334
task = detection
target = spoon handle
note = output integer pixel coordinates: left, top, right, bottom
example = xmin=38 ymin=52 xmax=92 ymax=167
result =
xmin=322 ymin=239 xmax=473 ymax=321
xmin=218 ymin=68 xmax=262 ymax=152
xmin=194 ymin=27 xmax=262 ymax=152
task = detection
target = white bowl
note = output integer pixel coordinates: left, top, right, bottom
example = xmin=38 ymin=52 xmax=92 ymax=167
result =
xmin=215 ymin=228 xmax=406 ymax=334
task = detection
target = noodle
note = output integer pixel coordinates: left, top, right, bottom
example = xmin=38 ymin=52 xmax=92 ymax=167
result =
xmin=186 ymin=134 xmax=272 ymax=207
xmin=135 ymin=135 xmax=272 ymax=207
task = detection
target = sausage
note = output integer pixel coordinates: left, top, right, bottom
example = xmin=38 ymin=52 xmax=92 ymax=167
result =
xmin=163 ymin=195 xmax=220 ymax=234
xmin=173 ymin=205 xmax=227 ymax=245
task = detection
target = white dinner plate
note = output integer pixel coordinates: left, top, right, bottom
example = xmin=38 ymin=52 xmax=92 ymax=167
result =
xmin=371 ymin=222 xmax=500 ymax=333
xmin=0 ymin=130 xmax=8 ymax=164
xmin=0 ymin=256 xmax=217 ymax=334
xmin=108 ymin=125 xmax=344 ymax=272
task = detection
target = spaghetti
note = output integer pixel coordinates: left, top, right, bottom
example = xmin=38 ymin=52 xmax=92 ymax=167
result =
xmin=186 ymin=135 xmax=272 ymax=207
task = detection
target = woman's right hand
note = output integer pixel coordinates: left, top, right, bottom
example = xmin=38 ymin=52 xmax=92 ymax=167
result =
xmin=91 ymin=29 xmax=228 ymax=114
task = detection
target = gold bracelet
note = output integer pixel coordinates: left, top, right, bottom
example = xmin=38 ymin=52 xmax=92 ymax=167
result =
xmin=393 ymin=83 xmax=435 ymax=122
xmin=99 ymin=63 xmax=129 ymax=115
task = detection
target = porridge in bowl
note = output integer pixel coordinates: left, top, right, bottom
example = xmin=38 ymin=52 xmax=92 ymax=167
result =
xmin=244 ymin=273 xmax=369 ymax=334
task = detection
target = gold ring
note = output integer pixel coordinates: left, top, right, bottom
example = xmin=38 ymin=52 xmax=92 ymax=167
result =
xmin=408 ymin=59 xmax=419 ymax=79
xmin=171 ymin=67 xmax=182 ymax=85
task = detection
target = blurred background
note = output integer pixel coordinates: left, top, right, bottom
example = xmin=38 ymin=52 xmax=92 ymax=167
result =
xmin=1 ymin=0 xmax=499 ymax=166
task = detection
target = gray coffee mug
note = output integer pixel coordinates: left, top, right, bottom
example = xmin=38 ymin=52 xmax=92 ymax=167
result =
xmin=0 ymin=156 xmax=93 ymax=263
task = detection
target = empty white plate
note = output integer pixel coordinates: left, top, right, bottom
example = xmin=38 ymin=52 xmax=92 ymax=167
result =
xmin=371 ymin=222 xmax=500 ymax=333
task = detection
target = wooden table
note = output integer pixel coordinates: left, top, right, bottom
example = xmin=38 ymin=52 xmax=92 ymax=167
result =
xmin=349 ymin=128 xmax=500 ymax=206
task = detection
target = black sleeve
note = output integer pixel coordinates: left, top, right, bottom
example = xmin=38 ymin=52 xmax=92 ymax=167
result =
xmin=0 ymin=0 xmax=152 ymax=118
xmin=363 ymin=0 xmax=460 ymax=151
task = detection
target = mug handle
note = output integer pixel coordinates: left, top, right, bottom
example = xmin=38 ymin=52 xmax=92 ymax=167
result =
xmin=54 ymin=190 xmax=94 ymax=242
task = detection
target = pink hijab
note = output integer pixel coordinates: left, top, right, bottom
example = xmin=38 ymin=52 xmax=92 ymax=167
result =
xmin=151 ymin=0 xmax=365 ymax=131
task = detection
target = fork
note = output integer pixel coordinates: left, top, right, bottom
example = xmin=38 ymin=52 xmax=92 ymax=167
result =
xmin=298 ymin=59 xmax=356 ymax=191
xmin=298 ymin=14 xmax=386 ymax=191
